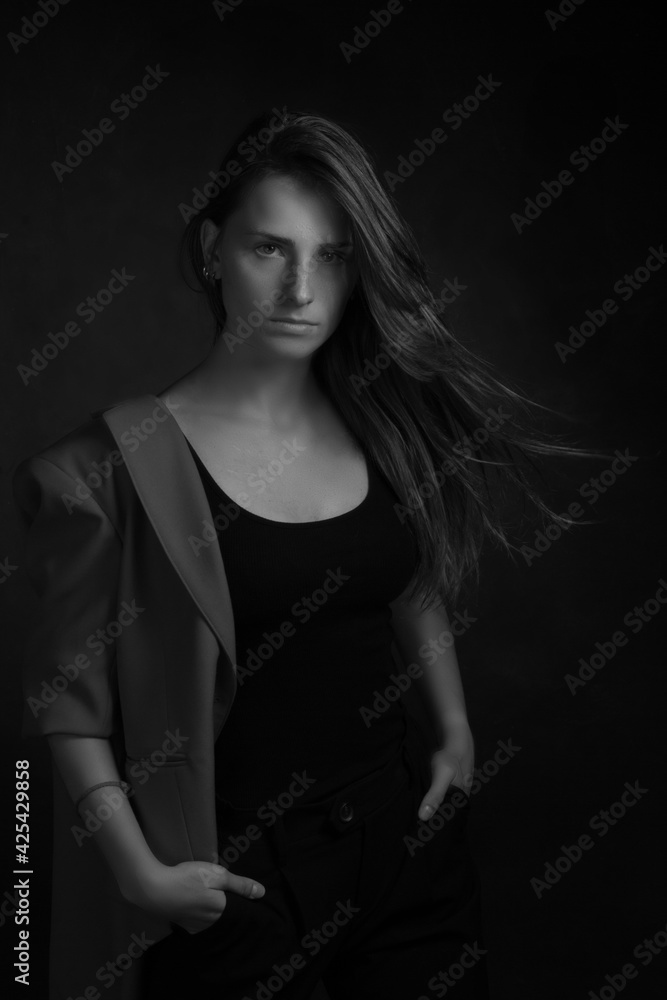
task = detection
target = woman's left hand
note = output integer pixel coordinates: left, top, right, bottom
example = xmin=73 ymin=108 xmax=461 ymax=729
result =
xmin=417 ymin=720 xmax=475 ymax=821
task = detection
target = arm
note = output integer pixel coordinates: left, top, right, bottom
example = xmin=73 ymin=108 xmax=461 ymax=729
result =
xmin=13 ymin=452 xmax=263 ymax=932
xmin=389 ymin=585 xmax=475 ymax=819
xmin=48 ymin=734 xmax=164 ymax=899
xmin=49 ymin=733 xmax=265 ymax=930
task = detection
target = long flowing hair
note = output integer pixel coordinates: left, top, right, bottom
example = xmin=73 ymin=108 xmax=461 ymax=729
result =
xmin=180 ymin=109 xmax=602 ymax=611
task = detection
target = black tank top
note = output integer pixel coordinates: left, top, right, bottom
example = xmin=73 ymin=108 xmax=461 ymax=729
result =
xmin=187 ymin=440 xmax=420 ymax=808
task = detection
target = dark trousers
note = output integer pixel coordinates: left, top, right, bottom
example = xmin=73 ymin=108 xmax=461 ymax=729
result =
xmin=143 ymin=721 xmax=490 ymax=999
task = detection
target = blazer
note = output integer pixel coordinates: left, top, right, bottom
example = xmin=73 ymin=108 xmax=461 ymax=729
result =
xmin=12 ymin=394 xmax=241 ymax=1000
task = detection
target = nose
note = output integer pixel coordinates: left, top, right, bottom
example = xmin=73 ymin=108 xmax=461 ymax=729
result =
xmin=280 ymin=259 xmax=314 ymax=306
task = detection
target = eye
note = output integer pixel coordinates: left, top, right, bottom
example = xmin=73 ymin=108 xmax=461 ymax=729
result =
xmin=318 ymin=250 xmax=346 ymax=264
xmin=256 ymin=243 xmax=282 ymax=257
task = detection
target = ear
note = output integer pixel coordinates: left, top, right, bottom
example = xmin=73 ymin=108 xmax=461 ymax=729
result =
xmin=200 ymin=218 xmax=221 ymax=264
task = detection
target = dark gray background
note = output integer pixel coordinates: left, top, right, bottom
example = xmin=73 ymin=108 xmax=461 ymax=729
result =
xmin=1 ymin=0 xmax=665 ymax=996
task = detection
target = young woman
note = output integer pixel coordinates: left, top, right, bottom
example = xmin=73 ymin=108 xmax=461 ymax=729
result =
xmin=14 ymin=109 xmax=588 ymax=1000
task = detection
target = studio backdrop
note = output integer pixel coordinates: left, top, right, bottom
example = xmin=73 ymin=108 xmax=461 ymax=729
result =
xmin=1 ymin=1 xmax=665 ymax=997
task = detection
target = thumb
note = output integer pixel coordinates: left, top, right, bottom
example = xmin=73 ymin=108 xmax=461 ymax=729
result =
xmin=418 ymin=752 xmax=462 ymax=821
xmin=195 ymin=862 xmax=229 ymax=890
xmin=418 ymin=784 xmax=447 ymax=822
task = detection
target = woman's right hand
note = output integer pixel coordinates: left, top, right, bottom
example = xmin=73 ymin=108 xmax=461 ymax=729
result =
xmin=122 ymin=859 xmax=266 ymax=934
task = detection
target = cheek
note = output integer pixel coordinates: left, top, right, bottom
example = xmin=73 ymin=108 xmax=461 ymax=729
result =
xmin=316 ymin=270 xmax=354 ymax=314
xmin=237 ymin=258 xmax=274 ymax=288
xmin=222 ymin=258 xmax=277 ymax=306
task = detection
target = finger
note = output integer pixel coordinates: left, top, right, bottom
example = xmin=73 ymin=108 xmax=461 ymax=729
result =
xmin=419 ymin=778 xmax=453 ymax=821
xmin=191 ymin=863 xmax=263 ymax=897
xmin=418 ymin=760 xmax=460 ymax=821
xmin=219 ymin=871 xmax=266 ymax=899
xmin=193 ymin=863 xmax=230 ymax=890
xmin=419 ymin=788 xmax=448 ymax=822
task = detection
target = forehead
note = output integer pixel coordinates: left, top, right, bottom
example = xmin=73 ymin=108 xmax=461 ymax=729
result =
xmin=225 ymin=173 xmax=351 ymax=243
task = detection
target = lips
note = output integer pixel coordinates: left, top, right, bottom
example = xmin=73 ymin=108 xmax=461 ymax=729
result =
xmin=270 ymin=317 xmax=318 ymax=325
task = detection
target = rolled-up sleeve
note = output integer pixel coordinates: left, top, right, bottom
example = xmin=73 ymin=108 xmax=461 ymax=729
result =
xmin=12 ymin=455 xmax=123 ymax=739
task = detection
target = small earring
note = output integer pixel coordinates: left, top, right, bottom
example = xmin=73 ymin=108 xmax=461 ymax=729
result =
xmin=203 ymin=263 xmax=217 ymax=283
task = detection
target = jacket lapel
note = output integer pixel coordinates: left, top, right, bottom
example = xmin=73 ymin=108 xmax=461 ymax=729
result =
xmin=100 ymin=395 xmax=237 ymax=676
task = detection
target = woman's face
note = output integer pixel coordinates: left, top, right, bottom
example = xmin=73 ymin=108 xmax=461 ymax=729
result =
xmin=201 ymin=173 xmax=357 ymax=358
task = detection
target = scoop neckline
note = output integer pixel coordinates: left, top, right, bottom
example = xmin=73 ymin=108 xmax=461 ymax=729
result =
xmin=185 ymin=438 xmax=373 ymax=528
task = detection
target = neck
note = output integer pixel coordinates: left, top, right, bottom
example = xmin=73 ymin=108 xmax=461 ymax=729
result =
xmin=167 ymin=335 xmax=325 ymax=429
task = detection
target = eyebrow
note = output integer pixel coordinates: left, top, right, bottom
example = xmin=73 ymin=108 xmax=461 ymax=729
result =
xmin=244 ymin=230 xmax=353 ymax=250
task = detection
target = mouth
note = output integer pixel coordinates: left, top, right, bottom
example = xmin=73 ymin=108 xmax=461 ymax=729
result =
xmin=267 ymin=317 xmax=320 ymax=330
